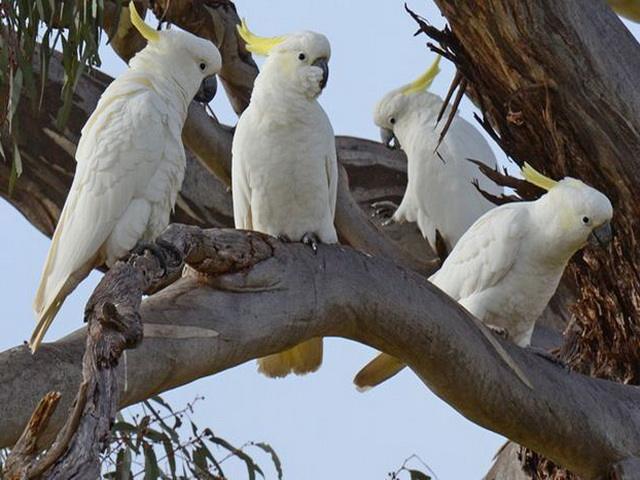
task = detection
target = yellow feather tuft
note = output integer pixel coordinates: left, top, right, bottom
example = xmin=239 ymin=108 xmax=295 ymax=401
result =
xmin=236 ymin=19 xmax=286 ymax=56
xmin=521 ymin=162 xmax=558 ymax=191
xmin=129 ymin=1 xmax=159 ymax=43
xmin=400 ymin=55 xmax=442 ymax=95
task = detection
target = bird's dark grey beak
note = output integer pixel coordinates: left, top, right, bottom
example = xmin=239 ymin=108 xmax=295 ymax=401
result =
xmin=588 ymin=221 xmax=613 ymax=247
xmin=380 ymin=127 xmax=399 ymax=150
xmin=194 ymin=75 xmax=217 ymax=104
xmin=312 ymin=57 xmax=329 ymax=90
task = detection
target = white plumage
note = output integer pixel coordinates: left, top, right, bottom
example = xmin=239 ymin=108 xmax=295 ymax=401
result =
xmin=31 ymin=4 xmax=222 ymax=351
xmin=233 ymin=23 xmax=337 ymax=377
xmin=355 ymin=167 xmax=613 ymax=390
xmin=374 ymin=57 xmax=500 ymax=252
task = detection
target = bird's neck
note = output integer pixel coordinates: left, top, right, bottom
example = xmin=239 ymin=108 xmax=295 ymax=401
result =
xmin=251 ymin=74 xmax=320 ymax=123
xmin=127 ymin=55 xmax=192 ymax=120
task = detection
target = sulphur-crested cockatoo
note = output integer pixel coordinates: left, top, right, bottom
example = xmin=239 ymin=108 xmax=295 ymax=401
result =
xmin=608 ymin=0 xmax=640 ymax=22
xmin=355 ymin=164 xmax=613 ymax=390
xmin=232 ymin=20 xmax=337 ymax=378
xmin=373 ymin=56 xmax=500 ymax=253
xmin=31 ymin=3 xmax=222 ymax=352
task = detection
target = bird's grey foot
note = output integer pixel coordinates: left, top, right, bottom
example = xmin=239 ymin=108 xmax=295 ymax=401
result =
xmin=371 ymin=200 xmax=398 ymax=225
xmin=526 ymin=346 xmax=567 ymax=369
xmin=130 ymin=241 xmax=169 ymax=274
xmin=155 ymin=237 xmax=184 ymax=269
xmin=486 ymin=324 xmax=509 ymax=340
xmin=301 ymin=232 xmax=321 ymax=254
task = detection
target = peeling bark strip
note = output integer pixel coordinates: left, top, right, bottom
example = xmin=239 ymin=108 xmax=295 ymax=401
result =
xmin=0 ymin=226 xmax=639 ymax=479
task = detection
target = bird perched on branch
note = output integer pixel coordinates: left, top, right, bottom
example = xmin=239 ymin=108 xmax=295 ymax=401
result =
xmin=355 ymin=164 xmax=613 ymax=390
xmin=232 ymin=20 xmax=337 ymax=378
xmin=608 ymin=0 xmax=640 ymax=22
xmin=31 ymin=2 xmax=222 ymax=352
xmin=373 ymin=56 xmax=500 ymax=254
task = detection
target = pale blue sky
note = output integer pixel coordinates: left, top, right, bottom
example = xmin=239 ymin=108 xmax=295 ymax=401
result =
xmin=2 ymin=2 xmax=639 ymax=478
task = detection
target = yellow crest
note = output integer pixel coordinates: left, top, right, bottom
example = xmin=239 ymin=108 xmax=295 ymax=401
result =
xmin=129 ymin=1 xmax=159 ymax=43
xmin=521 ymin=162 xmax=558 ymax=191
xmin=236 ymin=19 xmax=286 ymax=56
xmin=401 ymin=55 xmax=442 ymax=95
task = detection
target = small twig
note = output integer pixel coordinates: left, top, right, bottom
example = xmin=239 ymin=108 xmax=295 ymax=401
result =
xmin=436 ymin=70 xmax=462 ymax=125
xmin=3 ymin=392 xmax=61 ymax=479
xmin=467 ymin=158 xmax=544 ymax=200
xmin=436 ymin=78 xmax=467 ymax=150
xmin=27 ymin=381 xmax=89 ymax=478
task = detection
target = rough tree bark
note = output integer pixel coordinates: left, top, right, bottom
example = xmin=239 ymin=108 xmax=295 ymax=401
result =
xmin=419 ymin=0 xmax=640 ymax=477
xmin=0 ymin=225 xmax=639 ymax=479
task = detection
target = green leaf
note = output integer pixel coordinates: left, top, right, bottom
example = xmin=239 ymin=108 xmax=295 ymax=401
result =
xmin=408 ymin=469 xmax=431 ymax=480
xmin=144 ymin=428 xmax=169 ymax=444
xmin=115 ymin=447 xmax=133 ymax=480
xmin=112 ymin=422 xmax=137 ymax=434
xmin=143 ymin=442 xmax=160 ymax=480
xmin=145 ymin=398 xmax=180 ymax=443
xmin=8 ymin=143 xmax=22 ymax=196
xmin=8 ymin=68 xmax=23 ymax=132
xmin=204 ymin=429 xmax=264 ymax=480
xmin=252 ymin=442 xmax=283 ymax=479
xmin=160 ymin=437 xmax=177 ymax=479
xmin=192 ymin=445 xmax=217 ymax=479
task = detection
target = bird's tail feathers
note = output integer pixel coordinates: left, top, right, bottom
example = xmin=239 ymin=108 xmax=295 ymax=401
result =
xmin=32 ymin=218 xmax=97 ymax=352
xmin=257 ymin=338 xmax=323 ymax=378
xmin=353 ymin=352 xmax=405 ymax=391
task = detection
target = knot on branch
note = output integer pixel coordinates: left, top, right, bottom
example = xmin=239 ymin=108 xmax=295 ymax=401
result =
xmin=158 ymin=224 xmax=275 ymax=277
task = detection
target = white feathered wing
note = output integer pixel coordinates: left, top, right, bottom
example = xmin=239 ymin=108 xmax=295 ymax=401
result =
xmin=354 ymin=205 xmax=532 ymax=389
xmin=32 ymin=84 xmax=184 ymax=351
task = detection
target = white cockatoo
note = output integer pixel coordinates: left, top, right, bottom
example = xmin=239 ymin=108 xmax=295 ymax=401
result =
xmin=373 ymin=56 xmax=500 ymax=253
xmin=355 ymin=164 xmax=613 ymax=390
xmin=608 ymin=0 xmax=640 ymax=22
xmin=31 ymin=3 xmax=222 ymax=352
xmin=232 ymin=20 xmax=337 ymax=378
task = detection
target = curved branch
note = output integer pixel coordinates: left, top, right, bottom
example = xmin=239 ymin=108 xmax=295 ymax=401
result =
xmin=426 ymin=0 xmax=640 ymax=381
xmin=0 ymin=226 xmax=638 ymax=479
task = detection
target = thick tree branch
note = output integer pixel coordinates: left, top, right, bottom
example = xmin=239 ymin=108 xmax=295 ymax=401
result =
xmin=0 ymin=226 xmax=637 ymax=479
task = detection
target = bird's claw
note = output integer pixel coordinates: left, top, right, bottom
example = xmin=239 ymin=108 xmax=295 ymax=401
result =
xmin=130 ymin=241 xmax=169 ymax=275
xmin=371 ymin=200 xmax=398 ymax=221
xmin=486 ymin=324 xmax=509 ymax=340
xmin=301 ymin=232 xmax=320 ymax=254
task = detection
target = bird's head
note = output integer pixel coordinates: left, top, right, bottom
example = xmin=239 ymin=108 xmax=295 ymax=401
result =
xmin=128 ymin=2 xmax=222 ymax=104
xmin=373 ymin=56 xmax=441 ymax=150
xmin=523 ymin=163 xmax=613 ymax=257
xmin=237 ymin=19 xmax=331 ymax=100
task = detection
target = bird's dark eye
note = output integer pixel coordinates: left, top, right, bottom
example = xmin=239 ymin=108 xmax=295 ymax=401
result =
xmin=298 ymin=53 xmax=306 ymax=61
xmin=582 ymin=216 xmax=590 ymax=225
xmin=199 ymin=62 xmax=207 ymax=71
xmin=389 ymin=117 xmax=396 ymax=125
